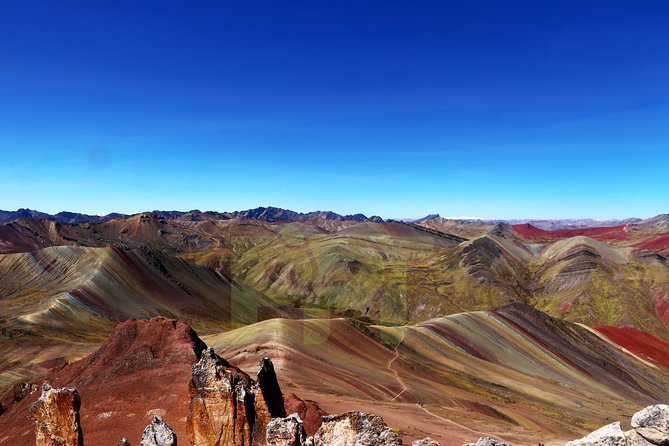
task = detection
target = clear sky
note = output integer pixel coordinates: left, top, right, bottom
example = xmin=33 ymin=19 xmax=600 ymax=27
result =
xmin=1 ymin=1 xmax=668 ymax=219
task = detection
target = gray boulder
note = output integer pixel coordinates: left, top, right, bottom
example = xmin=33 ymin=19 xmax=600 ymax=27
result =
xmin=140 ymin=416 xmax=177 ymax=446
xmin=312 ymin=412 xmax=402 ymax=446
xmin=565 ymin=422 xmax=627 ymax=446
xmin=413 ymin=438 xmax=441 ymax=446
xmin=267 ymin=413 xmax=307 ymax=446
xmin=464 ymin=437 xmax=510 ymax=446
xmin=632 ymin=405 xmax=669 ymax=445
xmin=626 ymin=430 xmax=655 ymax=446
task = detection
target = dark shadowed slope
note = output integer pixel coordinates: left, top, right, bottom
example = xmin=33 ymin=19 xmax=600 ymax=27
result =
xmin=0 ymin=219 xmax=71 ymax=253
xmin=0 ymin=244 xmax=284 ymax=389
xmin=0 ymin=245 xmax=282 ymax=339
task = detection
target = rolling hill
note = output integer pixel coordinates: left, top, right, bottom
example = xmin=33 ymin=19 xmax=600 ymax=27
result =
xmin=2 ymin=211 xmax=669 ymax=444
xmin=204 ymin=303 xmax=669 ymax=444
xmin=0 ymin=244 xmax=282 ymax=390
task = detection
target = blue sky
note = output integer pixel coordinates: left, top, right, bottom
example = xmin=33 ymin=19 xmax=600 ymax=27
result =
xmin=1 ymin=1 xmax=668 ymax=219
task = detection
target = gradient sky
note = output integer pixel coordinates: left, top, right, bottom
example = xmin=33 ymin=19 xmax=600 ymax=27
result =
xmin=1 ymin=1 xmax=668 ymax=219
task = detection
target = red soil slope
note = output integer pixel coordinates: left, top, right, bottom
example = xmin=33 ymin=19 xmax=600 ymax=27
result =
xmin=0 ymin=317 xmax=206 ymax=446
xmin=635 ymin=232 xmax=669 ymax=254
xmin=595 ymin=325 xmax=669 ymax=370
xmin=512 ymin=223 xmax=630 ymax=242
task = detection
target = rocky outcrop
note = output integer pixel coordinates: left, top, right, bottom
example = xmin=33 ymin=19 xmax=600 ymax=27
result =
xmin=254 ymin=357 xmax=288 ymax=444
xmin=284 ymin=393 xmax=327 ymax=436
xmin=257 ymin=357 xmax=287 ymax=418
xmin=464 ymin=438 xmax=509 ymax=446
xmin=566 ymin=405 xmax=669 ymax=446
xmin=69 ymin=317 xmax=208 ymax=387
xmin=30 ymin=383 xmax=83 ymax=446
xmin=186 ymin=347 xmax=255 ymax=446
xmin=566 ymin=422 xmax=627 ymax=446
xmin=266 ymin=413 xmax=307 ymax=446
xmin=412 ymin=438 xmax=441 ymax=446
xmin=0 ymin=381 xmax=36 ymax=415
xmin=632 ymin=405 xmax=669 ymax=445
xmin=18 ymin=318 xmax=423 ymax=446
xmin=140 ymin=416 xmax=177 ymax=446
xmin=311 ymin=412 xmax=403 ymax=446
xmin=626 ymin=429 xmax=655 ymax=446
xmin=1 ymin=317 xmax=212 ymax=445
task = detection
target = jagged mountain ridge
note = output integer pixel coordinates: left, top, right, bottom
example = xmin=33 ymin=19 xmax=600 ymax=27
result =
xmin=0 ymin=206 xmax=385 ymax=225
xmin=0 ymin=208 xmax=127 ymax=225
xmin=3 ymin=207 xmax=665 ymax=229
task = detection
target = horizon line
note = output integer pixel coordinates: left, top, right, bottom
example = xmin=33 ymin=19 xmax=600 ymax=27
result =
xmin=2 ymin=207 xmax=665 ymax=222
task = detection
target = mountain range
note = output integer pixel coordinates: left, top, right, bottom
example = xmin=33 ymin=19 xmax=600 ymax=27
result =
xmin=2 ymin=209 xmax=669 ymax=444
xmin=0 ymin=207 xmax=384 ymax=225
xmin=1 ymin=207 xmax=655 ymax=229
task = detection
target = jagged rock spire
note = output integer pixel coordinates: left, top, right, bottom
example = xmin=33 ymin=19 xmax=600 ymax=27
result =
xmin=31 ymin=383 xmax=83 ymax=446
xmin=186 ymin=347 xmax=255 ymax=446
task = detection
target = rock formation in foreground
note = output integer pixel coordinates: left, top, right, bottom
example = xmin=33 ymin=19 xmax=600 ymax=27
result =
xmin=567 ymin=404 xmax=669 ymax=446
xmin=255 ymin=357 xmax=288 ymax=445
xmin=463 ymin=438 xmax=510 ymax=446
xmin=266 ymin=413 xmax=306 ymax=446
xmin=311 ymin=412 xmax=403 ymax=446
xmin=283 ymin=393 xmax=327 ymax=437
xmin=19 ymin=316 xmax=447 ymax=446
xmin=186 ymin=347 xmax=255 ymax=446
xmin=140 ymin=416 xmax=177 ymax=446
xmin=412 ymin=439 xmax=441 ymax=446
xmin=632 ymin=405 xmax=669 ymax=445
xmin=265 ymin=410 xmax=442 ymax=446
xmin=30 ymin=383 xmax=83 ymax=446
xmin=186 ymin=348 xmax=441 ymax=446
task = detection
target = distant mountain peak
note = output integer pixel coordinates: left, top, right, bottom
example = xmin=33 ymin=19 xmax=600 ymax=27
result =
xmin=488 ymin=222 xmax=515 ymax=239
xmin=415 ymin=214 xmax=440 ymax=223
xmin=634 ymin=214 xmax=669 ymax=230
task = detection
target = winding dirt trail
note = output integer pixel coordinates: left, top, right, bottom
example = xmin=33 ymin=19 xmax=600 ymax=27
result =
xmin=387 ymin=329 xmax=408 ymax=401
xmin=418 ymin=405 xmax=486 ymax=436
xmin=384 ymin=327 xmax=512 ymax=443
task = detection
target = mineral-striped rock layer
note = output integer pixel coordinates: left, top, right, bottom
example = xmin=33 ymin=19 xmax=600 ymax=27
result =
xmin=206 ymin=304 xmax=669 ymax=444
xmin=3 ymin=213 xmax=669 ymax=445
xmin=3 ymin=309 xmax=669 ymax=445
